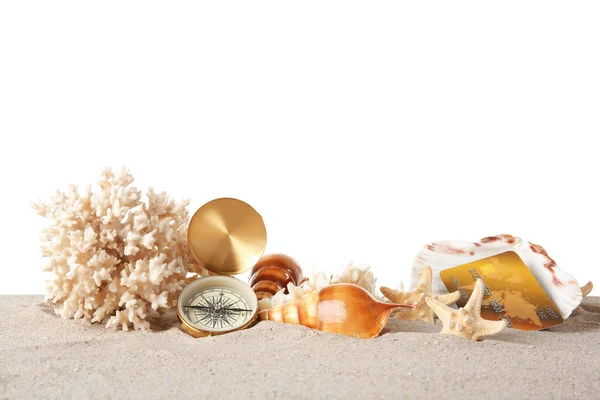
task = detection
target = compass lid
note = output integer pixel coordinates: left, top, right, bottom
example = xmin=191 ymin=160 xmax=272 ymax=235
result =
xmin=187 ymin=198 xmax=267 ymax=275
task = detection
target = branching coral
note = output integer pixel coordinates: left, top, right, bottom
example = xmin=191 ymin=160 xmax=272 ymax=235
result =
xmin=33 ymin=167 xmax=206 ymax=331
xmin=257 ymin=262 xmax=378 ymax=312
xmin=301 ymin=262 xmax=376 ymax=294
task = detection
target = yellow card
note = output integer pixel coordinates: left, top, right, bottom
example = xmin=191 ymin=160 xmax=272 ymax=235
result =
xmin=439 ymin=251 xmax=563 ymax=331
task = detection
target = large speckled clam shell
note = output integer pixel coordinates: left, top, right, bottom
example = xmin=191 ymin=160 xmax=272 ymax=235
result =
xmin=410 ymin=234 xmax=582 ymax=319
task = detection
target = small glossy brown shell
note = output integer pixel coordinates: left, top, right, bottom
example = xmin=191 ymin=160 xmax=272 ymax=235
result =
xmin=249 ymin=254 xmax=303 ymax=299
xmin=255 ymin=292 xmax=273 ymax=301
xmin=259 ymin=283 xmax=412 ymax=339
xmin=250 ymin=254 xmax=303 ymax=282
xmin=251 ymin=280 xmax=284 ymax=295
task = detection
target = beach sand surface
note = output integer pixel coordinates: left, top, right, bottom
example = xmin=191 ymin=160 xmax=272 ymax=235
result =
xmin=1 ymin=295 xmax=599 ymax=399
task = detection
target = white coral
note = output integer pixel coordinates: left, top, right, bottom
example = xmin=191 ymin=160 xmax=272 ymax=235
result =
xmin=301 ymin=262 xmax=377 ymax=295
xmin=300 ymin=270 xmax=333 ymax=293
xmin=33 ymin=167 xmax=206 ymax=331
xmin=259 ymin=262 xmax=378 ymax=312
xmin=331 ymin=262 xmax=377 ymax=295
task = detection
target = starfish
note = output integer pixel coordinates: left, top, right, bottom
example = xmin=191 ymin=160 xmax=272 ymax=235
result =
xmin=581 ymin=281 xmax=593 ymax=298
xmin=380 ymin=266 xmax=461 ymax=323
xmin=425 ymin=278 xmax=508 ymax=341
xmin=573 ymin=281 xmax=594 ymax=315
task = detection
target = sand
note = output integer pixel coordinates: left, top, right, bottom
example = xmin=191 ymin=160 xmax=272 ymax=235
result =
xmin=1 ymin=296 xmax=599 ymax=399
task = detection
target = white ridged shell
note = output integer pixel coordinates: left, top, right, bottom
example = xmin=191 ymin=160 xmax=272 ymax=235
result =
xmin=410 ymin=234 xmax=582 ymax=319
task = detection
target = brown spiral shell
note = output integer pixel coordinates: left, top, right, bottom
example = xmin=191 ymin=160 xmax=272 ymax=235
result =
xmin=249 ymin=254 xmax=303 ymax=301
xmin=259 ymin=283 xmax=412 ymax=339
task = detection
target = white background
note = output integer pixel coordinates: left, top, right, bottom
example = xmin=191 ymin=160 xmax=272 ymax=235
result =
xmin=1 ymin=2 xmax=598 ymax=295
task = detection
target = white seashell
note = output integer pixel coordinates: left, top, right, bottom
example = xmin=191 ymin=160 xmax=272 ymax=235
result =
xmin=411 ymin=234 xmax=583 ymax=319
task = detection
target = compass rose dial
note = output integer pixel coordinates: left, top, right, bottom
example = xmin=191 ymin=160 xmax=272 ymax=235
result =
xmin=177 ymin=276 xmax=258 ymax=337
xmin=183 ymin=288 xmax=253 ymax=330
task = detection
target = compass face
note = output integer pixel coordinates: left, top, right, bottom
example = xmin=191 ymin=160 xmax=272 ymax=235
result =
xmin=183 ymin=287 xmax=253 ymax=331
xmin=177 ymin=276 xmax=258 ymax=335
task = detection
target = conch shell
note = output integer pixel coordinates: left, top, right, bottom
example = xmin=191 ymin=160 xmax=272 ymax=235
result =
xmin=249 ymin=254 xmax=303 ymax=301
xmin=259 ymin=283 xmax=412 ymax=338
xmin=411 ymin=234 xmax=582 ymax=319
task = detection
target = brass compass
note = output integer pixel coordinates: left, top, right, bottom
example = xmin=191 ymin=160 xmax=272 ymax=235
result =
xmin=178 ymin=198 xmax=267 ymax=337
